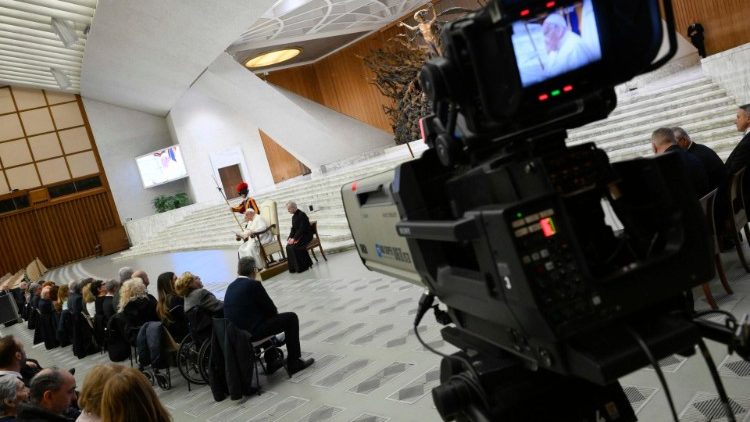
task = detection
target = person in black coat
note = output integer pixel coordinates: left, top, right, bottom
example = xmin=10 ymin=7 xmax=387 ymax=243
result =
xmin=687 ymin=22 xmax=706 ymax=58
xmin=35 ymin=288 xmax=58 ymax=350
xmin=26 ymin=285 xmax=40 ymax=331
xmin=284 ymin=202 xmax=313 ymax=273
xmin=118 ymin=279 xmax=159 ymax=346
xmin=651 ymin=128 xmax=709 ymax=197
xmin=68 ymin=280 xmax=96 ymax=359
xmin=224 ymin=257 xmax=314 ymax=377
xmin=10 ymin=283 xmax=27 ymax=321
xmin=673 ymin=127 xmax=728 ymax=191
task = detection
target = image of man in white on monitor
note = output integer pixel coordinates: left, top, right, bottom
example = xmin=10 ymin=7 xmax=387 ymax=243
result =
xmin=512 ymin=0 xmax=601 ymax=87
xmin=541 ymin=13 xmax=592 ymax=79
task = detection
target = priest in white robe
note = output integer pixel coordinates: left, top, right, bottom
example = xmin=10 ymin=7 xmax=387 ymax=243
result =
xmin=237 ymin=210 xmax=275 ymax=269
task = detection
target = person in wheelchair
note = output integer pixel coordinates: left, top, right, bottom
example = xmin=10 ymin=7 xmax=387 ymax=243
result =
xmin=175 ymin=272 xmax=223 ymax=345
xmin=224 ymin=257 xmax=314 ymax=378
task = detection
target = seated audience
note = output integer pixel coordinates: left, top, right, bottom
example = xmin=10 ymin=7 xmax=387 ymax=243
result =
xmin=673 ymin=127 xmax=727 ymax=190
xmin=651 ymin=127 xmax=709 ymax=196
xmin=132 ymin=271 xmax=158 ymax=309
xmin=156 ymin=272 xmax=188 ymax=342
xmin=82 ymin=281 xmax=97 ymax=318
xmin=114 ymin=267 xmax=133 ymax=308
xmin=175 ymin=272 xmax=223 ymax=343
xmin=284 ymin=201 xmax=314 ymax=273
xmin=76 ymin=364 xmax=124 ymax=422
xmin=53 ymin=286 xmax=68 ymax=316
xmin=68 ymin=280 xmax=96 ymax=359
xmin=26 ymin=284 xmax=40 ymax=331
xmin=0 ymin=336 xmax=41 ymax=386
xmin=100 ymin=367 xmax=171 ymax=422
xmin=35 ymin=287 xmax=59 ymax=350
xmin=118 ymin=279 xmax=159 ymax=345
xmin=224 ymin=257 xmax=314 ymax=377
xmin=11 ymin=282 xmax=27 ymax=322
xmin=17 ymin=369 xmax=76 ymax=422
xmin=0 ymin=374 xmax=29 ymax=420
xmin=97 ymin=280 xmax=117 ymax=329
xmin=174 ymin=273 xmax=223 ymax=316
xmin=237 ymin=209 xmax=275 ymax=270
xmin=725 ymin=104 xmax=750 ymax=175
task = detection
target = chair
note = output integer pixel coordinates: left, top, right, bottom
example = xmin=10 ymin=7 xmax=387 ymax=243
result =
xmin=727 ymin=167 xmax=750 ymax=273
xmin=699 ymin=189 xmax=733 ymax=309
xmin=305 ymin=221 xmax=327 ymax=262
xmin=257 ymin=200 xmax=287 ymax=267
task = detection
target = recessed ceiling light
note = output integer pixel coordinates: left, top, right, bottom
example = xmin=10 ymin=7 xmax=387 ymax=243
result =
xmin=244 ymin=48 xmax=302 ymax=68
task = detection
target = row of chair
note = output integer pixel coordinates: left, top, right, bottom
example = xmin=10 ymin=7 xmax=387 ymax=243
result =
xmin=698 ymin=166 xmax=750 ymax=309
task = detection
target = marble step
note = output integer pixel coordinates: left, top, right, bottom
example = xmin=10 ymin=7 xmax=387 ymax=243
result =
xmin=607 ymin=80 xmax=718 ymax=118
xmin=572 ymin=96 xmax=734 ymax=140
xmin=614 ymin=77 xmax=713 ymax=107
xmin=596 ymin=85 xmax=726 ymax=128
xmin=572 ymin=113 xmax=735 ymax=152
xmin=161 ymin=217 xmax=351 ymax=240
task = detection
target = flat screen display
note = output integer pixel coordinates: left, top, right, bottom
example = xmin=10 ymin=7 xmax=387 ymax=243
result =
xmin=512 ymin=0 xmax=602 ymax=87
xmin=135 ymin=145 xmax=188 ymax=188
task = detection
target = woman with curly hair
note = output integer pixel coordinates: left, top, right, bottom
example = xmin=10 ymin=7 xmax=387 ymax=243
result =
xmin=174 ymin=272 xmax=223 ymax=343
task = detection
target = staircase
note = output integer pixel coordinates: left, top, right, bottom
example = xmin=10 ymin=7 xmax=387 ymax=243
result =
xmin=568 ymin=76 xmax=739 ymax=161
xmin=116 ymin=154 xmax=414 ymax=259
xmin=117 ymin=73 xmax=740 ymax=260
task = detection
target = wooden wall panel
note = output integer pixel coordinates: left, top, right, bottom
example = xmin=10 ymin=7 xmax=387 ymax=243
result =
xmin=259 ymin=130 xmax=307 ymax=184
xmin=0 ymin=189 xmax=119 ymax=275
xmin=266 ymin=27 xmax=400 ymax=135
xmin=671 ymin=0 xmax=750 ymax=56
xmin=267 ymin=65 xmax=325 ymax=104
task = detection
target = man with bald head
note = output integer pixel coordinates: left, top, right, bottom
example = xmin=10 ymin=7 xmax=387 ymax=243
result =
xmin=17 ymin=368 xmax=76 ymax=421
xmin=652 ymin=127 xmax=709 ymax=197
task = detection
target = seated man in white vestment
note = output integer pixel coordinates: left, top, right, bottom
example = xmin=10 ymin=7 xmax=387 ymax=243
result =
xmin=236 ymin=210 xmax=275 ymax=269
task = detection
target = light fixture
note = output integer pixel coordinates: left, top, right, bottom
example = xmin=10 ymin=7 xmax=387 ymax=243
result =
xmin=244 ymin=48 xmax=302 ymax=68
xmin=50 ymin=17 xmax=79 ymax=48
xmin=50 ymin=67 xmax=71 ymax=89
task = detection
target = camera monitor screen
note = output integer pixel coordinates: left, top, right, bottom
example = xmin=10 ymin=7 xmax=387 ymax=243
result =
xmin=512 ymin=0 xmax=602 ymax=87
xmin=135 ymin=145 xmax=188 ymax=188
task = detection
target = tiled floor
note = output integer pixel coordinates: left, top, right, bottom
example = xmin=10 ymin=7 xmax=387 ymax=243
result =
xmin=6 ymin=246 xmax=750 ymax=421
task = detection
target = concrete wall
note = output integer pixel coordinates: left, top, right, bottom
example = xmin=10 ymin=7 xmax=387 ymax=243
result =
xmin=702 ymin=43 xmax=750 ymax=105
xmin=82 ymin=98 xmax=189 ymax=222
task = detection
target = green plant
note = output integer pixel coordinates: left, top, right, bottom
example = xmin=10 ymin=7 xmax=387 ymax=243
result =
xmin=153 ymin=193 xmax=190 ymax=213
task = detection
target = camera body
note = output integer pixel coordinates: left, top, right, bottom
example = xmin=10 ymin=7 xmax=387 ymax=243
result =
xmin=343 ymin=0 xmax=723 ymax=418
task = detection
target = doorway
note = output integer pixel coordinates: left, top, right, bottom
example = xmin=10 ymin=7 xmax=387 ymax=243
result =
xmin=218 ymin=164 xmax=243 ymax=200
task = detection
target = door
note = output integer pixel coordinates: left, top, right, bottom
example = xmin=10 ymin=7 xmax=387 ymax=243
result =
xmin=218 ymin=165 xmax=243 ymax=200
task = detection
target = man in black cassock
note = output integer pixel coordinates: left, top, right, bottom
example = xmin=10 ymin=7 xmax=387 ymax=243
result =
xmin=285 ymin=202 xmax=313 ymax=273
xmin=687 ymin=22 xmax=706 ymax=58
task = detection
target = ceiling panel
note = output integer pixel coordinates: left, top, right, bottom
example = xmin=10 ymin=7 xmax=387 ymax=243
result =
xmin=0 ymin=0 xmax=96 ymax=93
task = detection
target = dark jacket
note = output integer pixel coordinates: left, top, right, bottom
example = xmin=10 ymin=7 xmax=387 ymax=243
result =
xmin=122 ymin=297 xmax=159 ymax=345
xmin=687 ymin=142 xmax=728 ymax=190
xmin=183 ymin=289 xmax=223 ymax=315
xmin=288 ymin=209 xmax=313 ymax=245
xmin=209 ymin=318 xmax=256 ymax=401
xmin=106 ymin=312 xmax=131 ymax=362
xmin=17 ymin=403 xmax=70 ymax=422
xmin=224 ymin=277 xmax=277 ymax=334
xmin=36 ymin=299 xmax=58 ymax=350
xmin=163 ymin=296 xmax=188 ymax=343
xmin=666 ymin=145 xmax=709 ymax=197
xmin=725 ymin=132 xmax=750 ymax=175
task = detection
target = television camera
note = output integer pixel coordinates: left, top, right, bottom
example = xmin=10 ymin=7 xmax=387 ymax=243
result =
xmin=342 ymin=0 xmax=750 ymax=420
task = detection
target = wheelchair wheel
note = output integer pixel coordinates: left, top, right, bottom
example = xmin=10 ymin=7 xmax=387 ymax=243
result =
xmin=198 ymin=340 xmax=211 ymax=383
xmin=177 ymin=336 xmax=208 ymax=385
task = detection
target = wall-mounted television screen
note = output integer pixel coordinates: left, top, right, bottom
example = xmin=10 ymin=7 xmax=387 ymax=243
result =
xmin=135 ymin=145 xmax=188 ymax=188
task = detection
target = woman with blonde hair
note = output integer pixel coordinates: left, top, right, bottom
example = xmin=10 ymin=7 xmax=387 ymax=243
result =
xmin=76 ymin=364 xmax=125 ymax=422
xmin=118 ymin=278 xmax=158 ymax=343
xmin=174 ymin=272 xmax=223 ymax=316
xmin=100 ymin=367 xmax=172 ymax=422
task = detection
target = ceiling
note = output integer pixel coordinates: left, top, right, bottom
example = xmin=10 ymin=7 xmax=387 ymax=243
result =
xmin=0 ymin=0 xmax=433 ymax=114
xmin=229 ymin=0 xmax=431 ymax=72
xmin=0 ymin=0 xmax=96 ymax=93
